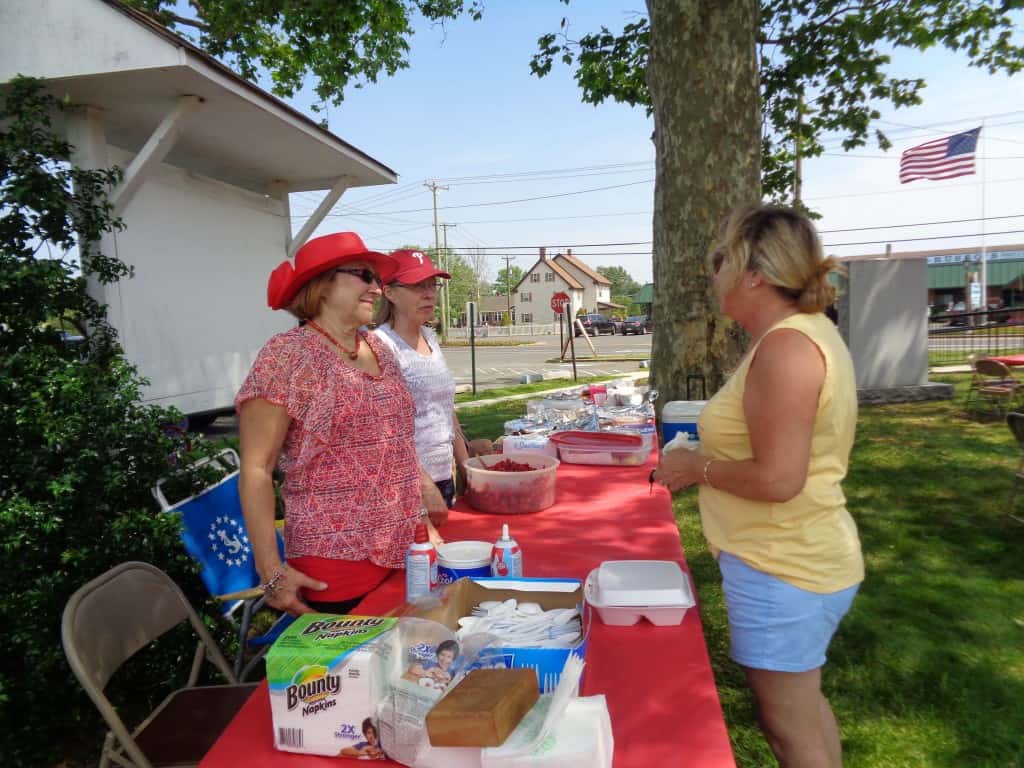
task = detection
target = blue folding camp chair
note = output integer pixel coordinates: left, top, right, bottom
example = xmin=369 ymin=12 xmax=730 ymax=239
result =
xmin=153 ymin=448 xmax=293 ymax=680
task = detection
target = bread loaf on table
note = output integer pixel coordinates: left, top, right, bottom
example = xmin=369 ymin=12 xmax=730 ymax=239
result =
xmin=425 ymin=668 xmax=539 ymax=747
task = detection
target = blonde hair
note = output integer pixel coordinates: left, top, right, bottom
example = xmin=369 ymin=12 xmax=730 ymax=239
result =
xmin=286 ymin=270 xmax=335 ymax=320
xmin=710 ymin=204 xmax=842 ymax=314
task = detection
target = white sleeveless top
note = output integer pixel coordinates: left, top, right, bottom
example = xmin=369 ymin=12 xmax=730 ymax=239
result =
xmin=374 ymin=324 xmax=456 ymax=481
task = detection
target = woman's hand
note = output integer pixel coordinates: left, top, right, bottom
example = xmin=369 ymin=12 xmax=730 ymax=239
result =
xmin=424 ymin=515 xmax=445 ymax=547
xmin=260 ymin=563 xmax=327 ymax=616
xmin=420 ymin=477 xmax=449 ymax=527
xmin=468 ymin=438 xmax=495 ymax=457
xmin=653 ymin=447 xmax=705 ymax=492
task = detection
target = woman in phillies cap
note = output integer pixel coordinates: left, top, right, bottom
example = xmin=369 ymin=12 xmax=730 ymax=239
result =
xmin=374 ymin=250 xmax=491 ymax=513
xmin=235 ymin=232 xmax=433 ymax=616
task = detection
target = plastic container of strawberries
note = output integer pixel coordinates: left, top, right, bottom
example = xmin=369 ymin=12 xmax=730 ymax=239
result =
xmin=464 ymin=452 xmax=559 ymax=515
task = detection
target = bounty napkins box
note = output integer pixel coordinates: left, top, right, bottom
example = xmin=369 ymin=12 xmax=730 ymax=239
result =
xmin=266 ymin=614 xmax=398 ymax=758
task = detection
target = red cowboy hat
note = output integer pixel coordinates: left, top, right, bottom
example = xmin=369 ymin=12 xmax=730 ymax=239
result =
xmin=388 ymin=249 xmax=452 ymax=285
xmin=267 ymin=232 xmax=396 ymax=310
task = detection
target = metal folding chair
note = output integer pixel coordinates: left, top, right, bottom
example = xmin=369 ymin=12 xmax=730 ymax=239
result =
xmin=965 ymin=358 xmax=1021 ymax=418
xmin=153 ymin=448 xmax=292 ymax=680
xmin=62 ymin=561 xmax=257 ymax=768
xmin=1005 ymin=413 xmax=1024 ymax=524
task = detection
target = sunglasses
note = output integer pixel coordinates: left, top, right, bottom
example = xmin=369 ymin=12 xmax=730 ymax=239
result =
xmin=335 ymin=267 xmax=382 ymax=287
xmin=395 ymin=279 xmax=442 ymax=292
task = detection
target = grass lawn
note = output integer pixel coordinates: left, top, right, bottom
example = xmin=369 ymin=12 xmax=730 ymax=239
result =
xmin=463 ymin=376 xmax=1024 ymax=767
xmin=455 ymin=374 xmax=645 ymax=405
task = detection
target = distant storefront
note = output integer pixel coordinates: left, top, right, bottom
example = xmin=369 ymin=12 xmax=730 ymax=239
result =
xmin=923 ymin=245 xmax=1024 ymax=309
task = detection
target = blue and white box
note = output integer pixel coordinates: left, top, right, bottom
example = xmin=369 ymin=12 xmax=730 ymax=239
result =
xmin=413 ymin=576 xmax=589 ymax=693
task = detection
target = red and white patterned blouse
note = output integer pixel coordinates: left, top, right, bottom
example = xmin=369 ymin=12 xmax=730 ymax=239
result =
xmin=235 ymin=327 xmax=421 ymax=569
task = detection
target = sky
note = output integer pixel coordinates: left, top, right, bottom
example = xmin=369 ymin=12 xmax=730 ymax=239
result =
xmin=264 ymin=2 xmax=1024 ymax=286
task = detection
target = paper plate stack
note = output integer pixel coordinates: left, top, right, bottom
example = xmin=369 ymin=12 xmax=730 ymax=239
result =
xmin=584 ymin=560 xmax=696 ymax=626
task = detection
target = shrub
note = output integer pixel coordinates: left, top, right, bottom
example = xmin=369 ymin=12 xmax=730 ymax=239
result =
xmin=0 ymin=77 xmax=223 ymax=766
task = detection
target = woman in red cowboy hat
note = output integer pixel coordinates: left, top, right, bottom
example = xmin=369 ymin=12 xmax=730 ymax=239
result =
xmin=373 ymin=250 xmax=493 ymax=514
xmin=235 ymin=232 xmax=436 ymax=616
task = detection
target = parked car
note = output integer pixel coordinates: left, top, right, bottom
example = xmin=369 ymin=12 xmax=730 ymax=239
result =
xmin=620 ymin=315 xmax=650 ymax=335
xmin=574 ymin=313 xmax=617 ymax=336
xmin=59 ymin=330 xmax=86 ymax=347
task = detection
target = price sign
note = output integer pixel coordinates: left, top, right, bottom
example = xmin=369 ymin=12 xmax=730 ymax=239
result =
xmin=969 ymin=282 xmax=982 ymax=310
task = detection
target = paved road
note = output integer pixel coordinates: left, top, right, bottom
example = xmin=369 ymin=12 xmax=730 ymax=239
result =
xmin=443 ymin=332 xmax=652 ymax=387
xmin=200 ymin=332 xmax=652 ymax=438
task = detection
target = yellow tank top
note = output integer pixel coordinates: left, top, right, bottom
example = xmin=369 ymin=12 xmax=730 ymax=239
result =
xmin=697 ymin=312 xmax=863 ymax=593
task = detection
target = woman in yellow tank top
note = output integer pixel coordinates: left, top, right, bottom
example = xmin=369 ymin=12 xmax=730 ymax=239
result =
xmin=654 ymin=205 xmax=862 ymax=768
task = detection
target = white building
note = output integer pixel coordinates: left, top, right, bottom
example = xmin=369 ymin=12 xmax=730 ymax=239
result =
xmin=513 ymin=248 xmax=624 ymax=323
xmin=552 ymin=250 xmax=615 ymax=315
xmin=0 ymin=0 xmax=397 ymax=418
xmin=513 ymin=249 xmax=585 ymax=324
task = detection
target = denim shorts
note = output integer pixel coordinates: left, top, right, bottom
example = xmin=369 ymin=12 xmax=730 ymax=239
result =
xmin=718 ymin=551 xmax=859 ymax=673
xmin=435 ymin=477 xmax=455 ymax=508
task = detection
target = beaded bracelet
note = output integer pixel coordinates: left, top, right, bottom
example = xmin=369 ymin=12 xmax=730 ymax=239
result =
xmin=260 ymin=565 xmax=287 ymax=598
xmin=702 ymin=459 xmax=716 ymax=489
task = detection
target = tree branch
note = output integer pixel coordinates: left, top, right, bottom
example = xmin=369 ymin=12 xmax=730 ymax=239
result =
xmin=133 ymin=4 xmax=210 ymax=32
xmin=163 ymin=10 xmax=209 ymax=31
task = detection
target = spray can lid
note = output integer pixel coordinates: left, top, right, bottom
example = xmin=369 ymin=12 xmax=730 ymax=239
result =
xmin=414 ymin=522 xmax=428 ymax=544
xmin=500 ymin=523 xmax=511 ymax=541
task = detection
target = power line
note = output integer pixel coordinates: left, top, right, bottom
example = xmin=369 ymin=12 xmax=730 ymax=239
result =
xmin=825 ymin=229 xmax=1024 ymax=248
xmin=804 ymin=174 xmax=1024 ymax=201
xmin=293 ymin=178 xmax=656 ymax=219
xmin=361 ymin=214 xmax=1024 ymax=252
xmin=362 ymin=227 xmax=1024 ymax=258
xmin=437 ymin=167 xmax=655 ymax=186
xmin=435 ymin=160 xmax=653 ymax=183
xmin=821 ymin=151 xmax=1024 ymax=160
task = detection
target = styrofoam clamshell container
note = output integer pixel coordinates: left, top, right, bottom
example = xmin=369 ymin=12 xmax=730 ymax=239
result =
xmin=584 ymin=561 xmax=696 ymax=627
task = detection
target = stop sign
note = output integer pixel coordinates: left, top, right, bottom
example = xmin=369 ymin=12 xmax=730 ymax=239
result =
xmin=550 ymin=292 xmax=570 ymax=314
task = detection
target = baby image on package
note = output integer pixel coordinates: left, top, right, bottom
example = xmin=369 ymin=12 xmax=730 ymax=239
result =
xmin=401 ymin=638 xmax=460 ymax=693
xmin=265 ymin=614 xmax=398 ymax=759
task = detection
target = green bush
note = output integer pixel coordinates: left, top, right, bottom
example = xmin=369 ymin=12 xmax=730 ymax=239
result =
xmin=0 ymin=78 xmax=224 ymax=766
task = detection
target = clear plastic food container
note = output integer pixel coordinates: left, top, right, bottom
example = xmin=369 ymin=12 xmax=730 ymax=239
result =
xmin=549 ymin=431 xmax=651 ymax=466
xmin=464 ymin=452 xmax=559 ymax=515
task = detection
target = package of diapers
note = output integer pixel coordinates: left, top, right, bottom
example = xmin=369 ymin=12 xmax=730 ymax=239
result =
xmin=266 ymin=614 xmax=398 ymax=759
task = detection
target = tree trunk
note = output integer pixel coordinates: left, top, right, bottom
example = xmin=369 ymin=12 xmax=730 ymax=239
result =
xmin=645 ymin=0 xmax=761 ymax=408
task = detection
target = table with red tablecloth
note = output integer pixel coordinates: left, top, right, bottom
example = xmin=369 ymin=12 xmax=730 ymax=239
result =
xmin=988 ymin=354 xmax=1024 ymax=366
xmin=200 ymin=451 xmax=736 ymax=768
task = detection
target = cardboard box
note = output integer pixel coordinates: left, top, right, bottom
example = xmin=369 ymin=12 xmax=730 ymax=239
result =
xmin=410 ymin=577 xmax=588 ymax=693
xmin=266 ymin=614 xmax=397 ymax=758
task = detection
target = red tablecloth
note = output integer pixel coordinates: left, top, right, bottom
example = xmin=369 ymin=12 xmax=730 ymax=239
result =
xmin=200 ymin=452 xmax=735 ymax=768
xmin=988 ymin=354 xmax=1024 ymax=366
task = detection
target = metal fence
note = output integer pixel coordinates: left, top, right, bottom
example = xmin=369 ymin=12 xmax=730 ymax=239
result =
xmin=928 ymin=306 xmax=1024 ymax=366
xmin=446 ymin=323 xmax=557 ymax=339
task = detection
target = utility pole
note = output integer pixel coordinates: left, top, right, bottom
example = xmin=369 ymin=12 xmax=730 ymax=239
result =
xmin=425 ymin=181 xmax=449 ymax=339
xmin=794 ymin=94 xmax=803 ymax=205
xmin=501 ymin=254 xmax=514 ymax=326
xmin=440 ymin=222 xmax=457 ymax=333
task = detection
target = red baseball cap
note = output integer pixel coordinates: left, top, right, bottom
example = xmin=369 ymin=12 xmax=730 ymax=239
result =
xmin=267 ymin=232 xmax=396 ymax=310
xmin=388 ymin=249 xmax=451 ymax=285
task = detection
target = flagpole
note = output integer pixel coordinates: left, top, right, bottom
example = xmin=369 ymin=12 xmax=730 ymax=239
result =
xmin=980 ymin=120 xmax=987 ymax=310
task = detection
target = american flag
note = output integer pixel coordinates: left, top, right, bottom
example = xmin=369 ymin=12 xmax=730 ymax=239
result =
xmin=899 ymin=127 xmax=981 ymax=184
